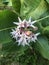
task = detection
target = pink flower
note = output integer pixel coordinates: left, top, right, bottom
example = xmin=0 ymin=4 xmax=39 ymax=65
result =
xmin=11 ymin=17 xmax=40 ymax=46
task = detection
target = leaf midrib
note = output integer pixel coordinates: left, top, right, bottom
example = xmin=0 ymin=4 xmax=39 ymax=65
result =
xmin=0 ymin=26 xmax=16 ymax=32
xmin=0 ymin=15 xmax=49 ymax=32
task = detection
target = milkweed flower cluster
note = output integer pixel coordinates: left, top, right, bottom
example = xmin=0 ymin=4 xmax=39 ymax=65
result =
xmin=11 ymin=17 xmax=40 ymax=46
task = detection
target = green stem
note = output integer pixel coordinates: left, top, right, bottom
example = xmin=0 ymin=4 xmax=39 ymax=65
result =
xmin=29 ymin=45 xmax=33 ymax=50
xmin=28 ymin=44 xmax=34 ymax=53
xmin=0 ymin=26 xmax=16 ymax=32
xmin=0 ymin=15 xmax=49 ymax=32
xmin=36 ymin=15 xmax=49 ymax=22
xmin=12 ymin=10 xmax=21 ymax=17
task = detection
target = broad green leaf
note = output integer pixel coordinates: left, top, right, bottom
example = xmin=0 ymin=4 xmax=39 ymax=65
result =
xmin=36 ymin=36 xmax=49 ymax=60
xmin=0 ymin=10 xmax=18 ymax=44
xmin=12 ymin=0 xmax=21 ymax=13
xmin=20 ymin=0 xmax=41 ymax=18
xmin=0 ymin=10 xmax=18 ymax=30
xmin=46 ymin=0 xmax=49 ymax=3
xmin=0 ymin=10 xmax=16 ymax=45
xmin=0 ymin=29 xmax=12 ymax=44
xmin=20 ymin=0 xmax=48 ymax=19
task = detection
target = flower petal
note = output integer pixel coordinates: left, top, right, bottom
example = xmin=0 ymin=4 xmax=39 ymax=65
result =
xmin=18 ymin=17 xmax=22 ymax=23
xmin=32 ymin=20 xmax=37 ymax=24
xmin=35 ymin=33 xmax=40 ymax=36
xmin=13 ymin=22 xmax=19 ymax=25
xmin=29 ymin=17 xmax=31 ymax=23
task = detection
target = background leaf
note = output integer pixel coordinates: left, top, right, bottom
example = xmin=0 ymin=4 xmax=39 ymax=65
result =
xmin=12 ymin=0 xmax=21 ymax=14
xmin=43 ymin=26 xmax=49 ymax=35
xmin=20 ymin=0 xmax=49 ymax=19
xmin=36 ymin=36 xmax=49 ymax=60
xmin=0 ymin=0 xmax=49 ymax=64
xmin=0 ymin=10 xmax=18 ymax=44
xmin=46 ymin=0 xmax=49 ymax=3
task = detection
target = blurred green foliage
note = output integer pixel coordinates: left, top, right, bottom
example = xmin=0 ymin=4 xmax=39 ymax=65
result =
xmin=0 ymin=0 xmax=49 ymax=65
